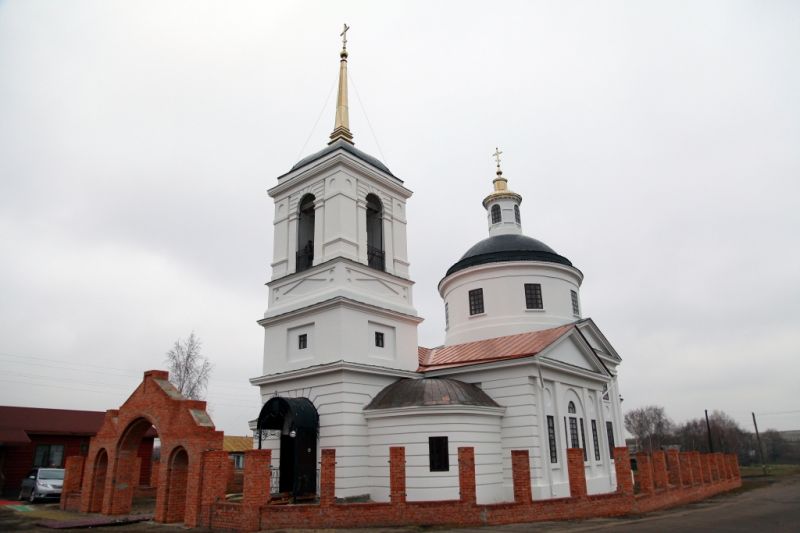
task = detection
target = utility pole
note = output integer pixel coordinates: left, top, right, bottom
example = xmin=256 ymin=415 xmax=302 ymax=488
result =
xmin=705 ymin=409 xmax=714 ymax=453
xmin=752 ymin=412 xmax=767 ymax=475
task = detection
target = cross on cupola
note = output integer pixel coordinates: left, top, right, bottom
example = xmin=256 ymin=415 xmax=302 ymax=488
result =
xmin=482 ymin=147 xmax=523 ymax=236
xmin=493 ymin=147 xmax=503 ymax=171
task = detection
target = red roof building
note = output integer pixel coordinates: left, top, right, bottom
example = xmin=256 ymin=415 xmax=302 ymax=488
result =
xmin=0 ymin=406 xmax=155 ymax=498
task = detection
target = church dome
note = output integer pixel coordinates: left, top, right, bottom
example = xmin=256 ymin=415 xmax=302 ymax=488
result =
xmin=364 ymin=378 xmax=499 ymax=410
xmin=445 ymin=234 xmax=574 ymax=277
xmin=289 ymin=139 xmax=397 ymax=179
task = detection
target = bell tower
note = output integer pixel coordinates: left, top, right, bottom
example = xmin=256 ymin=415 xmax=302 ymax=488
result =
xmin=259 ymin=29 xmax=421 ymax=375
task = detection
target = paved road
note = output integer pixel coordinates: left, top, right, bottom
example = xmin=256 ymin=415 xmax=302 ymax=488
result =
xmin=444 ymin=475 xmax=800 ymax=533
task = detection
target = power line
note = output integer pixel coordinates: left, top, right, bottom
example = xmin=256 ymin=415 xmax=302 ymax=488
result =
xmin=348 ymin=71 xmax=388 ymax=166
xmin=295 ymin=75 xmax=338 ymax=162
xmin=0 ymin=350 xmax=258 ymax=390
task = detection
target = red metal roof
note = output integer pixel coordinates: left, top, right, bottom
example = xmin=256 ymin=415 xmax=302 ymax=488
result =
xmin=0 ymin=406 xmax=107 ymax=437
xmin=418 ymin=323 xmax=574 ymax=372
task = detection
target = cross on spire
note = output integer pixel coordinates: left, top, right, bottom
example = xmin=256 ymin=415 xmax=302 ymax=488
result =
xmin=493 ymin=147 xmax=503 ymax=169
xmin=340 ymin=23 xmax=350 ymax=50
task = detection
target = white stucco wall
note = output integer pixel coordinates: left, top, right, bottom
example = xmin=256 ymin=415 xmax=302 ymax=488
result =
xmin=440 ymin=261 xmax=584 ymax=345
xmin=365 ymin=407 xmax=505 ymax=504
xmin=261 ymin=299 xmax=421 ymax=374
xmin=253 ymin=366 xmax=405 ymax=499
xmin=268 ymin=153 xmax=412 ymax=281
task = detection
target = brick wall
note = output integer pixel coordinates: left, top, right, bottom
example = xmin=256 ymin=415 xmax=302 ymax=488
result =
xmin=203 ymin=446 xmax=740 ymax=532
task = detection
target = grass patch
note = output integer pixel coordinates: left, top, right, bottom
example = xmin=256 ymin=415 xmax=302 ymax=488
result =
xmin=740 ymin=464 xmax=800 ymax=478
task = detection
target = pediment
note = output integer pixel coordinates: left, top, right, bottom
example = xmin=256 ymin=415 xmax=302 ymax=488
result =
xmin=539 ymin=331 xmax=610 ymax=377
xmin=576 ymin=319 xmax=622 ymax=362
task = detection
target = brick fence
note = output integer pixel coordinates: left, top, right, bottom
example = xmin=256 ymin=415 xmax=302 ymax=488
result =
xmin=198 ymin=446 xmax=740 ymax=531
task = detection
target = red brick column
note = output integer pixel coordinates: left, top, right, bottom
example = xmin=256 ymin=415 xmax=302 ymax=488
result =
xmin=728 ymin=454 xmax=741 ymax=479
xmin=709 ymin=453 xmax=719 ymax=481
xmin=150 ymin=458 xmax=160 ymax=487
xmin=197 ymin=451 xmax=229 ymax=528
xmin=651 ymin=451 xmax=668 ymax=490
xmin=665 ymin=449 xmax=681 ymax=487
xmin=701 ymin=453 xmax=712 ymax=483
xmin=243 ymin=450 xmax=272 ymax=506
xmin=60 ymin=456 xmax=85 ymax=511
xmin=613 ymin=447 xmax=633 ymax=496
xmin=679 ymin=452 xmax=693 ymax=486
xmin=635 ymin=453 xmax=654 ymax=495
xmin=132 ymin=457 xmax=142 ymax=486
xmin=320 ymin=449 xmax=336 ymax=506
xmin=389 ymin=447 xmax=406 ymax=504
xmin=458 ymin=447 xmax=476 ymax=504
xmin=511 ymin=450 xmax=532 ymax=503
xmin=568 ymin=448 xmax=588 ymax=498
xmin=714 ymin=453 xmax=725 ymax=481
xmin=690 ymin=452 xmax=702 ymax=485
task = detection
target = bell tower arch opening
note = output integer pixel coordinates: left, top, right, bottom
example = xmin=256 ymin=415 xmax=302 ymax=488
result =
xmin=296 ymin=193 xmax=316 ymax=272
xmin=366 ymin=193 xmax=384 ymax=270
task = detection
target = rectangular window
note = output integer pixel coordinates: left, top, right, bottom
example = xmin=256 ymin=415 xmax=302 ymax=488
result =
xmin=468 ymin=288 xmax=484 ymax=315
xmin=429 ymin=436 xmax=449 ymax=472
xmin=606 ymin=421 xmax=615 ymax=459
xmin=298 ymin=334 xmax=307 ymax=350
xmin=33 ymin=444 xmax=65 ymax=467
xmin=375 ymin=331 xmax=384 ymax=347
xmin=571 ymin=290 xmax=580 ymax=316
xmin=580 ymin=418 xmax=587 ymax=461
xmin=591 ymin=420 xmax=601 ymax=461
xmin=524 ymin=283 xmax=543 ymax=309
xmin=569 ymin=417 xmax=579 ymax=449
xmin=547 ymin=415 xmax=558 ymax=464
xmin=445 ymin=302 xmax=449 ymax=329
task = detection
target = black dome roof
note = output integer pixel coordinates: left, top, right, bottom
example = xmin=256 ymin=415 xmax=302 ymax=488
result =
xmin=445 ymin=234 xmax=574 ymax=277
xmin=285 ymin=139 xmax=399 ymax=180
xmin=364 ymin=378 xmax=499 ymax=410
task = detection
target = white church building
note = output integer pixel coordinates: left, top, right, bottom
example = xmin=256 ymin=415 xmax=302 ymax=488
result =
xmin=250 ymin=32 xmax=625 ymax=504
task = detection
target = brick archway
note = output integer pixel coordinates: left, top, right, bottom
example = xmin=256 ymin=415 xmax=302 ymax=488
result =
xmin=87 ymin=448 xmax=107 ymax=512
xmin=78 ymin=370 xmax=223 ymax=527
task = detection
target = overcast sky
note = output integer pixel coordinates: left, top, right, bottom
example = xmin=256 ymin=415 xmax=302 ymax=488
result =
xmin=1 ymin=1 xmax=798 ymax=437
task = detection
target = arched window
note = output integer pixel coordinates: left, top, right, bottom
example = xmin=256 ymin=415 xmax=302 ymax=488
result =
xmin=296 ymin=194 xmax=315 ymax=272
xmin=568 ymin=401 xmax=576 ymax=414
xmin=366 ymin=193 xmax=384 ymax=271
xmin=491 ymin=204 xmax=501 ymax=224
xmin=514 ymin=205 xmax=520 ymax=224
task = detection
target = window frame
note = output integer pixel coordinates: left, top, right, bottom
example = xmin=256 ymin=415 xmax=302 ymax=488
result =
xmin=606 ymin=421 xmax=615 ymax=459
xmin=298 ymin=333 xmax=308 ymax=350
xmin=468 ymin=288 xmax=484 ymax=316
xmin=374 ymin=331 xmax=384 ymax=348
xmin=591 ymin=420 xmax=601 ymax=461
xmin=571 ymin=290 xmax=580 ymax=316
xmin=428 ymin=436 xmax=450 ymax=472
xmin=514 ymin=204 xmax=520 ymax=223
xmin=547 ymin=415 xmax=558 ymax=464
xmin=524 ymin=283 xmax=543 ymax=310
xmin=33 ymin=444 xmax=65 ymax=468
xmin=491 ymin=204 xmax=501 ymax=224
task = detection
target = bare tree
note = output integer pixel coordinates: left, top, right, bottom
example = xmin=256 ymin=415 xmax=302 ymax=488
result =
xmin=164 ymin=332 xmax=212 ymax=400
xmin=624 ymin=405 xmax=674 ymax=453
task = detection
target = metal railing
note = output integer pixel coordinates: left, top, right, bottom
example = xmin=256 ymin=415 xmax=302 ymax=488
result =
xmin=367 ymin=246 xmax=385 ymax=271
xmin=296 ymin=248 xmax=314 ymax=272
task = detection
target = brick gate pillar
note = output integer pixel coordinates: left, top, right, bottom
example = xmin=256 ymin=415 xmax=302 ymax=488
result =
xmin=511 ymin=450 xmax=532 ymax=503
xmin=458 ymin=447 xmax=476 ymax=504
xmin=389 ymin=447 xmax=406 ymax=504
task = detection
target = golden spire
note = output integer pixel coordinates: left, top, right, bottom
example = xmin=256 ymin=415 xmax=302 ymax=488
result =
xmin=329 ymin=23 xmax=354 ymax=145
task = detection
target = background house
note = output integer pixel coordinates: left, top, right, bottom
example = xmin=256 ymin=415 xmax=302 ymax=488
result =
xmin=0 ymin=406 xmax=155 ymax=498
